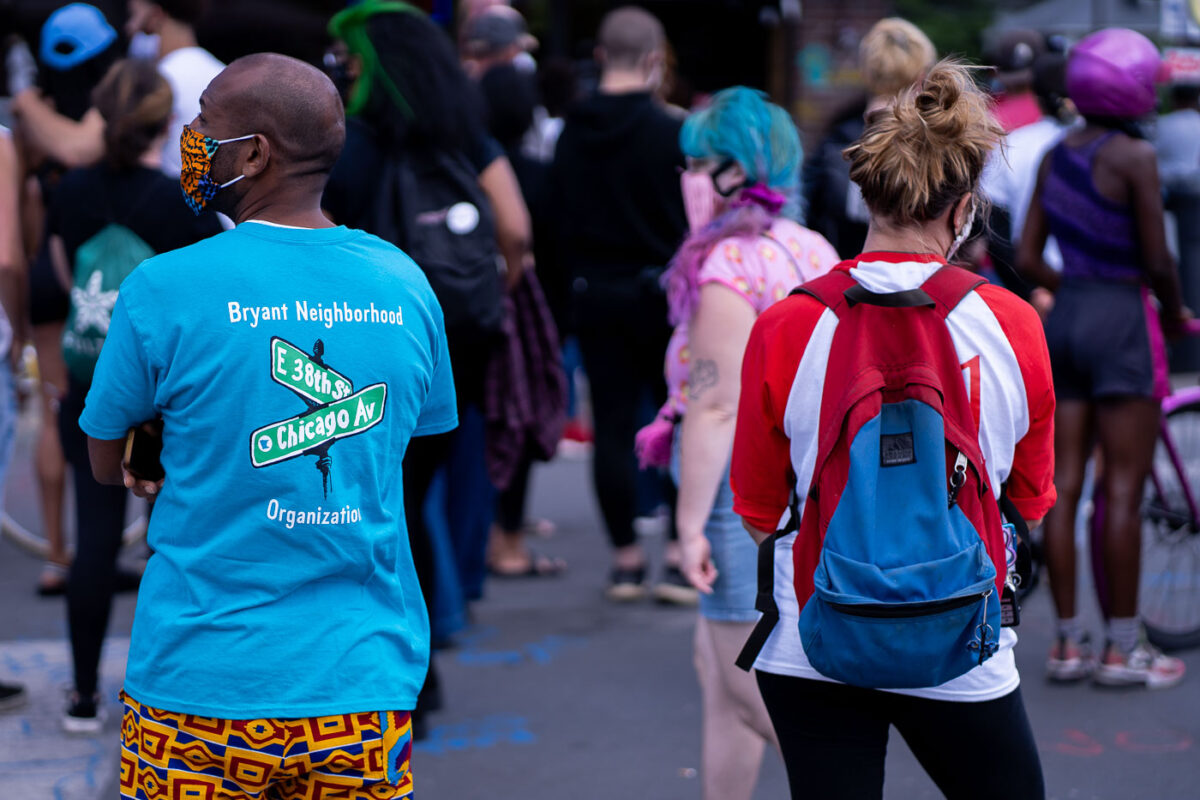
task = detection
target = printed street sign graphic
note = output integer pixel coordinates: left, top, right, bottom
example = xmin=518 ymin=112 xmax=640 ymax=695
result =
xmin=250 ymin=337 xmax=387 ymax=496
xmin=251 ymin=383 xmax=387 ymax=468
xmin=271 ymin=337 xmax=353 ymax=405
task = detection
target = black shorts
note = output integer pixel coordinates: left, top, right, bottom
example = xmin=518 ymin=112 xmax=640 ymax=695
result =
xmin=29 ymin=244 xmax=69 ymax=326
xmin=1044 ymin=281 xmax=1168 ymax=401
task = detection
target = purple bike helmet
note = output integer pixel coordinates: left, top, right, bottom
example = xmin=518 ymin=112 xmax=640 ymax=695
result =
xmin=1066 ymin=28 xmax=1161 ymax=118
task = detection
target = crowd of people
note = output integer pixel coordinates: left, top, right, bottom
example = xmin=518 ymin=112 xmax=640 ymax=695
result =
xmin=0 ymin=2 xmax=1195 ymax=799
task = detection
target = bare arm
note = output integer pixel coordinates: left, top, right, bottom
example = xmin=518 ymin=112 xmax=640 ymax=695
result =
xmin=0 ymin=134 xmax=26 ymax=358
xmin=12 ymin=92 xmax=104 ymax=169
xmin=1124 ymin=141 xmax=1185 ymax=328
xmin=88 ymin=436 xmax=126 ymax=486
xmin=48 ymin=234 xmax=73 ymax=293
xmin=88 ymin=434 xmax=163 ymax=497
xmin=478 ymin=156 xmax=532 ymax=289
xmin=676 ymin=284 xmax=757 ymax=592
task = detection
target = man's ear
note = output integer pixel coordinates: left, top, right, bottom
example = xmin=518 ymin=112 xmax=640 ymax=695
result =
xmin=240 ymin=134 xmax=271 ymax=178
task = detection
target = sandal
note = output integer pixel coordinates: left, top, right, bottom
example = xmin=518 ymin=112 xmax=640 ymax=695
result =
xmin=488 ymin=550 xmax=567 ymax=579
xmin=36 ymin=561 xmax=69 ymax=597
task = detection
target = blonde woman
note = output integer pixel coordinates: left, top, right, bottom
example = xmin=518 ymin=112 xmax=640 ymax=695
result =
xmin=803 ymin=17 xmax=936 ymax=257
xmin=732 ymin=62 xmax=1054 ymax=798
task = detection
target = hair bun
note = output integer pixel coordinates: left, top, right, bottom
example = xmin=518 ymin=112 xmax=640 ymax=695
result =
xmin=843 ymin=59 xmax=1003 ymax=225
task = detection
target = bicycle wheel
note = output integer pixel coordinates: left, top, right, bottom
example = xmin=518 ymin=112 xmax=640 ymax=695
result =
xmin=1 ymin=511 xmax=148 ymax=560
xmin=1138 ymin=400 xmax=1200 ymax=650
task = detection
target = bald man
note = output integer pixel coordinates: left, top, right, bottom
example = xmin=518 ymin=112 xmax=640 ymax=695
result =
xmin=79 ymin=54 xmax=453 ymax=799
xmin=545 ymin=6 xmax=687 ymax=601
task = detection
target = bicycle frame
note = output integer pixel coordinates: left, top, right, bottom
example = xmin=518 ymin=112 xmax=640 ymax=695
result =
xmin=1153 ymin=385 xmax=1200 ymax=531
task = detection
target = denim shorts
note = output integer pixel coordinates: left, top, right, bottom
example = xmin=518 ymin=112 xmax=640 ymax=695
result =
xmin=672 ymin=433 xmax=760 ymax=623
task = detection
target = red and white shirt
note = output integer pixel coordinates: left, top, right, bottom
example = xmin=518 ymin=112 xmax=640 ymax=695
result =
xmin=731 ymin=252 xmax=1056 ymax=701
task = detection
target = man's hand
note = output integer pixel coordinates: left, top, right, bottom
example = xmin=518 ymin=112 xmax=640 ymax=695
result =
xmin=122 ymin=467 xmax=162 ymax=499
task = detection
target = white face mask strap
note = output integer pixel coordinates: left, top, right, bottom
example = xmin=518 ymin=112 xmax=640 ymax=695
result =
xmin=212 ymin=134 xmax=257 ymax=190
xmin=215 ymin=133 xmax=257 ymax=146
xmin=947 ymin=198 xmax=977 ymax=261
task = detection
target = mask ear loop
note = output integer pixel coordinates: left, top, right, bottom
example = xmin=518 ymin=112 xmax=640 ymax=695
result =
xmin=711 ymin=158 xmax=748 ymax=198
xmin=212 ymin=134 xmax=260 ymax=190
xmin=946 ymin=198 xmax=977 ymax=262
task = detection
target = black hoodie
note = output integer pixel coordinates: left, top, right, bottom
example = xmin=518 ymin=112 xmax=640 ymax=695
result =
xmin=544 ymin=91 xmax=687 ymax=280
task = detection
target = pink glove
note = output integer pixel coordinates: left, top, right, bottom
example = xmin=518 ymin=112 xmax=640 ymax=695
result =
xmin=634 ymin=415 xmax=676 ymax=470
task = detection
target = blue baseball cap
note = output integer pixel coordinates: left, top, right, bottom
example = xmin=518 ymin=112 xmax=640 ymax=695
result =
xmin=40 ymin=3 xmax=118 ymax=71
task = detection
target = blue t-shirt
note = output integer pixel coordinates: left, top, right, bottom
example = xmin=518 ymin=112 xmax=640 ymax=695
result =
xmin=79 ymin=222 xmax=457 ymax=718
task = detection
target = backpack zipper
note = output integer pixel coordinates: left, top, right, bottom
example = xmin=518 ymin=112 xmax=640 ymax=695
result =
xmin=828 ymin=591 xmax=986 ymax=619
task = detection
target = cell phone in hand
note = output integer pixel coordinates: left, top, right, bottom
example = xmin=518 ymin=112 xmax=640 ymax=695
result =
xmin=123 ymin=420 xmax=164 ymax=482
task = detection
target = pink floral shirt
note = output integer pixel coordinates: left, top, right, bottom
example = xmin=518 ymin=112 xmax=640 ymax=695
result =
xmin=663 ymin=218 xmax=839 ymax=417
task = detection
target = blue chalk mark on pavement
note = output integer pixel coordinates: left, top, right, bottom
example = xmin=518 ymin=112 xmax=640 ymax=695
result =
xmin=414 ymin=715 xmax=536 ymax=756
xmin=455 ymin=634 xmax=585 ymax=667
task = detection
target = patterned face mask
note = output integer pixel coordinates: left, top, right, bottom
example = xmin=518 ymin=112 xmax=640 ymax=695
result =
xmin=179 ymin=126 xmax=257 ymax=215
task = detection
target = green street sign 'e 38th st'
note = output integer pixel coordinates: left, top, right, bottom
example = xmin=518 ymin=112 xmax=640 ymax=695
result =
xmin=250 ymin=337 xmax=387 ymax=469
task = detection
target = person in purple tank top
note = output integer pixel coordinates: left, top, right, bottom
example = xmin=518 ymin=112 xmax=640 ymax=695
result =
xmin=1019 ymin=28 xmax=1189 ymax=689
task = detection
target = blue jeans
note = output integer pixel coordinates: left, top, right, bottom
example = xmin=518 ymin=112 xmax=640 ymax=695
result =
xmin=671 ymin=432 xmax=759 ymax=622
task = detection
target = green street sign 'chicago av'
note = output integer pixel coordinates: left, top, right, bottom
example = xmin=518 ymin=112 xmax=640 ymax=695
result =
xmin=270 ymin=336 xmax=354 ymax=405
xmin=250 ymin=383 xmax=387 ymax=468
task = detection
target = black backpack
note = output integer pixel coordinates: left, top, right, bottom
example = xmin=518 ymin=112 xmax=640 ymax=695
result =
xmin=371 ymin=141 xmax=504 ymax=335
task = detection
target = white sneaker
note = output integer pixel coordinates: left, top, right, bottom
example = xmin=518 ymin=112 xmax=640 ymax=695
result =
xmin=62 ymin=694 xmax=106 ymax=735
xmin=1094 ymin=641 xmax=1186 ymax=689
xmin=1046 ymin=633 xmax=1096 ymax=682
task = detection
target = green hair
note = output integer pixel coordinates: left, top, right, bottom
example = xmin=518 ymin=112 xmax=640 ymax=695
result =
xmin=328 ymin=0 xmax=420 ymax=118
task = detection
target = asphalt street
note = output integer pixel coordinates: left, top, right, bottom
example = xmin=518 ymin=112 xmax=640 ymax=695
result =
xmin=0 ymin=398 xmax=1198 ymax=799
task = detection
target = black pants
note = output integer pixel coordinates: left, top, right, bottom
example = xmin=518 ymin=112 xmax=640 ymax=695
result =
xmin=756 ymin=672 xmax=1045 ymax=800
xmin=574 ymin=280 xmax=673 ymax=550
xmin=402 ymin=325 xmax=496 ymax=719
xmin=496 ymin=449 xmax=534 ymax=533
xmin=58 ymin=378 xmax=129 ymax=699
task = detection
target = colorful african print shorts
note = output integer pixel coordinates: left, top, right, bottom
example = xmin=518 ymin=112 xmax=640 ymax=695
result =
xmin=118 ymin=691 xmax=413 ymax=799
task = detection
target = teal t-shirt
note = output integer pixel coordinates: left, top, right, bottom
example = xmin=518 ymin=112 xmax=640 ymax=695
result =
xmin=79 ymin=222 xmax=457 ymax=718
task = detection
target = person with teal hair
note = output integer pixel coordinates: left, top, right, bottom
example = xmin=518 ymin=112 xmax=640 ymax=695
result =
xmin=636 ymin=85 xmax=839 ymax=800
xmin=677 ymin=86 xmax=803 ymax=213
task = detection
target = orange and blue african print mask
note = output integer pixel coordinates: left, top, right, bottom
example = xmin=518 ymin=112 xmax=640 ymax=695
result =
xmin=179 ymin=126 xmax=257 ymax=215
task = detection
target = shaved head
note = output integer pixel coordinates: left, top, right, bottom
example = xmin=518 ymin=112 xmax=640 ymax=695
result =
xmin=598 ymin=6 xmax=664 ymax=69
xmin=206 ymin=53 xmax=345 ymax=177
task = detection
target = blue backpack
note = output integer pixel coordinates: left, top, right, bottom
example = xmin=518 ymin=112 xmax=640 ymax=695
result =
xmin=738 ymin=266 xmax=1007 ymax=689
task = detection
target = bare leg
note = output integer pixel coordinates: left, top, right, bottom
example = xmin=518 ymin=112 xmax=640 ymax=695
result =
xmin=695 ymin=617 xmax=778 ymax=800
xmin=33 ymin=323 xmax=68 ymax=573
xmin=488 ymin=456 xmax=563 ymax=576
xmin=1043 ymin=399 xmax=1094 ymax=622
xmin=1094 ymin=398 xmax=1161 ymax=619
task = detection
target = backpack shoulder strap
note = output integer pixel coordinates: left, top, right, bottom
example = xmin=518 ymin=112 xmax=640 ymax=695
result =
xmin=789 ymin=265 xmax=856 ymax=316
xmin=920 ymin=266 xmax=986 ymax=320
